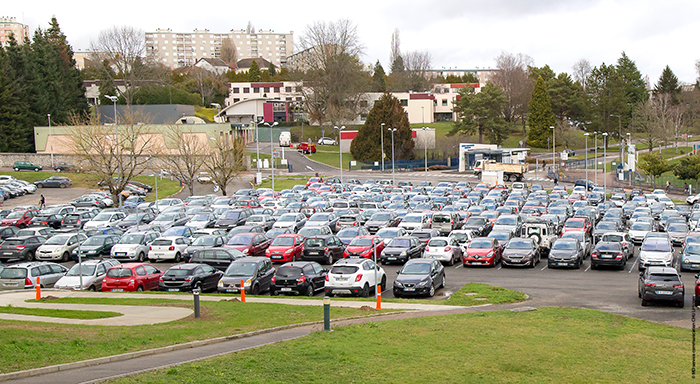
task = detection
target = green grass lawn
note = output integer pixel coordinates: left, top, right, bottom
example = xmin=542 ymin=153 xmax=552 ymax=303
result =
xmin=257 ymin=176 xmax=309 ymax=191
xmin=306 ymin=146 xmax=354 ymax=169
xmin=131 ymin=176 xmax=180 ymax=202
xmin=0 ymin=298 xmax=388 ymax=373
xmin=106 ymin=307 xmax=695 ymax=384
xmin=0 ymin=305 xmax=121 ymax=319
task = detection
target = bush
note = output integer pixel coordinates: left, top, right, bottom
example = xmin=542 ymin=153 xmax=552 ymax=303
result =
xmin=428 ymin=165 xmax=450 ymax=171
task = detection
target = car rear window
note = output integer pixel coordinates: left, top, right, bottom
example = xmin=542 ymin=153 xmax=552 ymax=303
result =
xmin=2 ymin=239 xmax=24 ymax=246
xmin=428 ymin=239 xmax=448 ymax=247
xmin=107 ymin=268 xmax=133 ymax=278
xmin=596 ymin=243 xmax=621 ymax=251
xmin=648 ymin=273 xmax=680 ymax=282
xmin=305 ymin=238 xmax=326 ymax=247
xmin=566 ymin=220 xmax=584 ymax=228
xmin=0 ymin=268 xmax=27 ymax=279
xmin=331 ymin=266 xmax=359 ymax=274
xmin=164 ymin=269 xmax=192 ymax=277
xmin=151 ymin=239 xmax=173 ymax=246
xmin=433 ymin=214 xmax=451 ymax=223
xmin=276 ymin=267 xmax=302 ymax=278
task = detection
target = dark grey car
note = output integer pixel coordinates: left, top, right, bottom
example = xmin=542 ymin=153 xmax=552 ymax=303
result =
xmin=217 ymin=257 xmax=275 ymax=295
xmin=548 ymin=238 xmax=585 ymax=269
xmin=393 ymin=259 xmax=445 ymax=298
xmin=638 ymin=267 xmax=684 ymax=307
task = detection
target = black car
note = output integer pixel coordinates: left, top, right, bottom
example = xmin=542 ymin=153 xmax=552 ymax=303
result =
xmin=29 ymin=214 xmax=64 ymax=229
xmin=379 ymin=236 xmax=423 ymax=264
xmin=393 ymin=259 xmax=445 ymax=298
xmin=53 ymin=162 xmax=78 ymax=172
xmin=159 ymin=263 xmax=223 ymax=293
xmin=0 ymin=226 xmax=19 ymax=241
xmin=301 ymin=235 xmax=344 ymax=264
xmin=34 ymin=176 xmax=72 ymax=188
xmin=0 ymin=236 xmax=46 ymax=262
xmin=638 ymin=267 xmax=684 ymax=307
xmin=591 ymin=241 xmax=627 ymax=270
xmin=215 ymin=209 xmax=253 ymax=229
xmin=270 ymin=261 xmax=327 ymax=296
xmin=117 ymin=212 xmax=156 ymax=230
xmin=61 ymin=212 xmax=93 ymax=229
xmin=184 ymin=235 xmax=226 ymax=262
xmin=217 ymin=257 xmax=274 ymax=295
xmin=72 ymin=235 xmax=120 ymax=260
xmin=190 ymin=248 xmax=245 ymax=271
xmin=548 ymin=238 xmax=585 ymax=269
xmin=462 ymin=217 xmax=492 ymax=237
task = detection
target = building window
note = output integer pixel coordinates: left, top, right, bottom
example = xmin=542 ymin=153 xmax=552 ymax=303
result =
xmin=360 ymin=100 xmax=368 ymax=108
xmin=274 ymin=87 xmax=280 ymax=93
xmin=243 ymin=87 xmax=250 ymax=93
xmin=253 ymin=87 xmax=260 ymax=93
xmin=233 ymin=88 xmax=239 ymax=93
xmin=296 ymin=97 xmax=302 ymax=101
xmin=442 ymin=99 xmax=448 ymax=106
xmin=400 ymin=99 xmax=408 ymax=106
xmin=285 ymin=86 xmax=291 ymax=92
xmin=264 ymin=87 xmax=270 ymax=93
xmin=360 ymin=114 xmax=368 ymax=121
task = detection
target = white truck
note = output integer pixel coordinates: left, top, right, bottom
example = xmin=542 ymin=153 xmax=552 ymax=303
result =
xmin=473 ymin=160 xmax=526 ymax=182
xmin=278 ymin=131 xmax=291 ymax=147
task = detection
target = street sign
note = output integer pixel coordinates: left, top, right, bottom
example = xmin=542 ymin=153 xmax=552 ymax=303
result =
xmin=561 ymin=152 xmax=568 ymax=161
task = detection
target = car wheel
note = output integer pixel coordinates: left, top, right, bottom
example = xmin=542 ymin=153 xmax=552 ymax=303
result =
xmin=360 ymin=283 xmax=369 ymax=298
xmin=89 ymin=285 xmax=96 ymax=292
xmin=306 ymin=284 xmax=314 ymax=297
xmin=60 ymin=183 xmax=66 ymax=189
xmin=326 ymin=252 xmax=333 ymax=265
xmin=440 ymin=274 xmax=445 ymax=289
xmin=61 ymin=252 xmax=69 ymax=262
xmin=174 ymin=252 xmax=182 ymax=263
xmin=136 ymin=286 xmax=143 ymax=292
xmin=55 ymin=168 xmax=61 ymax=172
xmin=251 ymin=284 xmax=260 ymax=295
xmin=428 ymin=284 xmax=435 ymax=297
xmin=678 ymin=300 xmax=685 ymax=308
xmin=591 ymin=263 xmax=597 ymax=270
xmin=138 ymin=252 xmax=145 ymax=262
xmin=641 ymin=297 xmax=648 ymax=306
xmin=380 ymin=275 xmax=387 ymax=292
xmin=26 ymin=251 xmax=35 ymax=261
xmin=447 ymin=254 xmax=454 ymax=266
xmin=575 ymin=259 xmax=581 ymax=269
xmin=36 ymin=183 xmax=43 ymax=188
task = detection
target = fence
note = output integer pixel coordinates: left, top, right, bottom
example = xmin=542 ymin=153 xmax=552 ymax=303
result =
xmin=349 ymin=158 xmax=459 ymax=171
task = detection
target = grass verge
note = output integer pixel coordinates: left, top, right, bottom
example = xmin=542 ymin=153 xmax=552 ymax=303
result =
xmin=0 ymin=298 xmax=390 ymax=373
xmin=0 ymin=305 xmax=121 ymax=319
xmin=306 ymin=146 xmax=354 ymax=169
xmin=105 ymin=307 xmax=695 ymax=384
xmin=257 ymin=176 xmax=309 ymax=191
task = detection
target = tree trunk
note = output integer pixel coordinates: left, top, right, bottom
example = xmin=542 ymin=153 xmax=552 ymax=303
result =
xmin=478 ymin=126 xmax=483 ymax=144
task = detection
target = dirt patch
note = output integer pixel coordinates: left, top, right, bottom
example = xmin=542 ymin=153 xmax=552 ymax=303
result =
xmin=358 ymin=306 xmax=378 ymax=311
xmin=223 ymin=298 xmax=241 ymax=302
xmin=38 ymin=296 xmax=61 ymax=301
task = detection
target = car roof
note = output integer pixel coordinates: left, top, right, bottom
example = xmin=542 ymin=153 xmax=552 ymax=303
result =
xmin=646 ymin=266 xmax=679 ymax=275
xmin=333 ymin=258 xmax=369 ymax=265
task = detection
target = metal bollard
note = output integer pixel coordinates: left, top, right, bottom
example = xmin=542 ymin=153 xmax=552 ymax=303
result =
xmin=193 ymin=288 xmax=200 ymax=318
xmin=323 ymin=296 xmax=331 ymax=331
xmin=240 ymin=280 xmax=246 ymax=303
xmin=35 ymin=276 xmax=41 ymax=300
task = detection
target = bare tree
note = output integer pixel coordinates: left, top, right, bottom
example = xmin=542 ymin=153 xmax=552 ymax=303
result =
xmin=246 ymin=21 xmax=255 ymax=34
xmin=403 ymin=50 xmax=432 ymax=92
xmin=491 ymin=51 xmax=534 ymax=122
xmin=68 ymin=109 xmax=161 ymax=203
xmin=572 ymin=58 xmax=593 ymax=88
xmin=219 ymin=37 xmax=238 ymax=65
xmin=188 ymin=67 xmax=225 ymax=106
xmin=160 ymin=125 xmax=209 ymax=195
xmin=632 ymin=95 xmax=674 ymax=153
xmin=389 ymin=28 xmax=401 ymax=66
xmin=298 ymin=19 xmax=368 ymax=130
xmin=90 ymin=26 xmax=157 ymax=105
xmin=203 ymin=135 xmax=247 ymax=196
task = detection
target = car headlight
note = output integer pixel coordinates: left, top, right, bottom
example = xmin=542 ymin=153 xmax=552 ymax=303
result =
xmin=244 ymin=279 xmax=251 ymax=287
xmin=284 ymin=248 xmax=294 ymax=254
xmin=217 ymin=280 xmax=223 ymax=287
xmin=393 ymin=281 xmax=403 ymax=288
xmin=242 ymin=248 xmax=249 ymax=254
xmin=416 ymin=279 xmax=429 ymax=288
xmin=400 ymin=251 xmax=407 ymax=257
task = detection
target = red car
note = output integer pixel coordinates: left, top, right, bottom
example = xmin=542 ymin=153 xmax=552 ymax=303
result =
xmin=343 ymin=235 xmax=385 ymax=259
xmin=234 ymin=199 xmax=261 ymax=208
xmin=462 ymin=237 xmax=503 ymax=267
xmin=562 ymin=217 xmax=592 ymax=236
xmin=306 ymin=176 xmax=323 ymax=187
xmin=1 ymin=210 xmax=38 ymax=228
xmin=308 ymin=183 xmax=323 ymax=192
xmin=266 ymin=234 xmax=305 ymax=262
xmin=298 ymin=142 xmax=317 ymax=155
xmin=102 ymin=263 xmax=163 ymax=292
xmin=695 ymin=276 xmax=700 ymax=307
xmin=224 ymin=232 xmax=271 ymax=256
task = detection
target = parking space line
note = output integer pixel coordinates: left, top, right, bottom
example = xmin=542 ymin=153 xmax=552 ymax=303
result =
xmin=454 ymin=264 xmax=462 ymax=269
xmin=497 ymin=265 xmax=502 ymax=270
xmin=585 ymin=264 xmax=591 ymax=272
xmin=629 ymin=258 xmax=638 ymax=273
xmin=540 ymin=264 xmax=547 ymax=271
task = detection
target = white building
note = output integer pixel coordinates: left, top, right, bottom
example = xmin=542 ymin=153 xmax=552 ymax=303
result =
xmin=145 ymin=28 xmax=293 ymax=69
xmin=0 ymin=16 xmax=29 ymax=47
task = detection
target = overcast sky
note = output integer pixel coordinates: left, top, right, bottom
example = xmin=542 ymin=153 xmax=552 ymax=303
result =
xmin=7 ymin=0 xmax=700 ymax=84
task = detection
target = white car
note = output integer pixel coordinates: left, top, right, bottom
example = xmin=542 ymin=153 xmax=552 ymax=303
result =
xmin=324 ymin=258 xmax=386 ymax=297
xmin=196 ymin=172 xmax=212 ymax=183
xmin=272 ymin=213 xmax=306 ymax=232
xmin=423 ymin=237 xmax=463 ymax=265
xmin=111 ymin=231 xmax=160 ymax=262
xmin=54 ymin=259 xmax=120 ymax=291
xmin=36 ymin=233 xmax=87 ymax=262
xmin=83 ymin=212 xmax=127 ymax=229
xmin=153 ymin=198 xmax=185 ymax=213
xmin=657 ymin=196 xmax=675 ymax=209
xmin=628 ymin=222 xmax=653 ymax=244
xmin=638 ymin=237 xmax=674 ymax=270
xmin=318 ymin=137 xmax=337 ymax=145
xmin=398 ymin=213 xmax=431 ymax=231
xmin=148 ymin=236 xmax=191 ymax=262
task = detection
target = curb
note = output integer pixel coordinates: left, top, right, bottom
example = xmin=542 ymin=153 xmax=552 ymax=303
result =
xmin=0 ymin=309 xmax=408 ymax=382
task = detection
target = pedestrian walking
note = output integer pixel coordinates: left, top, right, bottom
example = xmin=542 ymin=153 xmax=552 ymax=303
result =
xmin=684 ymin=183 xmax=689 ymax=194
xmin=554 ymin=175 xmax=558 ymax=186
xmin=39 ymin=194 xmax=45 ymax=209
xmin=666 ymin=180 xmax=670 ymax=193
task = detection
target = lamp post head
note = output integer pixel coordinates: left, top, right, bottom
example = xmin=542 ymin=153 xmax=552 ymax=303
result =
xmin=603 ymin=132 xmax=608 ymax=136
xmin=549 ymin=126 xmax=554 ymax=129
xmin=380 ymin=123 xmax=385 ymax=127
xmin=584 ymin=133 xmax=589 ymax=136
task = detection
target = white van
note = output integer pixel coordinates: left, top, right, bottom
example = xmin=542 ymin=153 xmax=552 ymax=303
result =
xmin=279 ymin=132 xmax=291 ymax=147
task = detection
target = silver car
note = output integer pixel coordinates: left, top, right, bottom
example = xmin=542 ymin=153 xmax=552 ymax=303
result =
xmin=35 ymin=233 xmax=87 ymax=262
xmin=638 ymin=237 xmax=674 ymax=271
xmin=54 ymin=259 xmax=120 ymax=291
xmin=0 ymin=262 xmax=67 ymax=290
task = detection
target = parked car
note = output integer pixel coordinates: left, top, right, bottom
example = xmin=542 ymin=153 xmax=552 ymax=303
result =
xmin=217 ymin=257 xmax=275 ymax=295
xmin=1 ymin=209 xmax=38 ymax=228
xmin=325 ymin=258 xmax=386 ymax=297
xmin=0 ymin=261 xmax=67 ymax=290
xmin=393 ymin=259 xmax=445 ymax=298
xmin=183 ymin=235 xmax=226 ymax=261
xmin=270 ymin=261 xmax=327 ymax=296
xmin=244 ymin=214 xmax=276 ymax=231
xmin=680 ymin=244 xmax=700 ymax=272
xmin=54 ymin=259 xmax=120 ymax=291
xmin=111 ymin=232 xmax=160 ymax=262
xmin=190 ymin=248 xmax=245 ymax=271
xmin=462 ymin=237 xmax=502 ymax=267
xmin=53 ymin=162 xmax=78 ymax=172
xmin=83 ymin=211 xmax=126 ymax=230
xmin=73 ymin=234 xmax=120 ymax=260
xmin=379 ymin=236 xmax=423 ymax=265
xmin=215 ymin=209 xmax=253 ymax=229
xmin=70 ymin=195 xmax=107 ymax=209
xmin=298 ymin=142 xmax=316 ymax=154
xmin=0 ymin=226 xmax=19 ymax=241
xmin=225 ymin=233 xmax=271 ymax=256
xmin=36 ymin=233 xmax=87 ymax=262
xmin=423 ymin=237 xmax=463 ymax=265
xmin=501 ymin=237 xmax=541 ymax=268
xmin=29 ymin=214 xmax=64 ymax=229
xmin=159 ymin=263 xmax=223 ymax=293
xmin=343 ymin=235 xmax=384 ymax=259
xmin=265 ymin=234 xmax=305 ymax=263
xmin=548 ymin=238 xmax=585 ymax=269
xmin=102 ymin=263 xmax=163 ymax=292
xmin=13 ymin=160 xmax=42 ymax=172
xmin=317 ymin=137 xmax=337 ymax=145
xmin=61 ymin=212 xmax=93 ymax=229
xmin=638 ymin=237 xmax=674 ymax=271
xmin=34 ymin=176 xmax=72 ymax=188
xmin=271 ymin=213 xmax=307 ymax=232
xmin=147 ymin=236 xmax=191 ymax=262
xmin=364 ymin=211 xmax=400 ymax=234
xmin=591 ymin=241 xmax=627 ymax=270
xmin=638 ymin=266 xmax=684 ymax=307
xmin=0 ymin=235 xmax=46 ymax=262
xmin=301 ymin=234 xmax=344 ymax=264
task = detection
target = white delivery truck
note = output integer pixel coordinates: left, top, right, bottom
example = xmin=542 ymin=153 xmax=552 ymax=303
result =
xmin=473 ymin=160 xmax=526 ymax=182
xmin=279 ymin=132 xmax=291 ymax=147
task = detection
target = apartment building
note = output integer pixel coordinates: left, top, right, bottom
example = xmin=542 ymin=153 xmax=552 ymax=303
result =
xmin=0 ymin=17 xmax=29 ymax=47
xmin=145 ymin=28 xmax=293 ymax=69
xmin=225 ymin=81 xmax=303 ymax=106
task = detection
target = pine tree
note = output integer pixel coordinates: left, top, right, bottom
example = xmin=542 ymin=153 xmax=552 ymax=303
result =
xmin=527 ymin=76 xmax=556 ymax=148
xmin=654 ymin=65 xmax=681 ymax=105
xmin=0 ymin=47 xmax=30 ymax=152
xmin=450 ymin=82 xmax=508 ymax=144
xmin=350 ymin=93 xmax=414 ymax=161
xmin=248 ymin=60 xmax=262 ymax=82
xmin=267 ymin=63 xmax=277 ymax=78
xmin=371 ymin=60 xmax=386 ymax=92
xmin=616 ymin=52 xmax=648 ymax=128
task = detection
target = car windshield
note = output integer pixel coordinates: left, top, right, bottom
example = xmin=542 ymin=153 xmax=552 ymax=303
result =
xmin=495 ymin=216 xmax=517 ymax=226
xmin=331 ymin=265 xmax=359 ymax=274
xmin=155 ymin=213 xmax=176 ymax=221
xmin=450 ymin=233 xmax=469 ymax=241
xmin=370 ymin=213 xmax=392 ymax=221
xmin=220 ymin=211 xmax=240 ymax=220
xmin=119 ymin=234 xmax=144 ymax=244
xmin=376 ymin=228 xmax=400 ymax=238
xmin=641 ymin=240 xmax=672 ymax=252
xmin=83 ymin=237 xmax=105 ymax=246
xmin=106 ymin=268 xmax=132 ymax=278
xmin=92 ymin=213 xmax=112 ymax=221
xmin=388 ymin=238 xmax=411 ymax=248
xmin=552 ymin=240 xmax=576 ymax=250
xmin=66 ymin=264 xmax=97 ymax=276
xmin=508 ymin=239 xmax=533 ymax=249
xmin=227 ymin=235 xmax=253 ymax=246
xmin=470 ymin=239 xmax=493 ymax=248
xmin=309 ymin=213 xmax=331 ymax=221
xmin=224 ymin=262 xmax=257 ymax=277
xmin=685 ymin=244 xmax=700 ymax=254
xmin=602 ymin=235 xmax=624 ymax=243
xmin=305 ymin=238 xmax=326 ymax=247
xmin=192 ymin=237 xmax=218 ymax=246
xmin=433 ymin=214 xmax=451 ymax=223
xmin=465 ymin=218 xmax=485 ymax=226
xmin=566 ymin=220 xmax=584 ymax=228
xmin=630 ymin=223 xmax=651 ymax=231
xmin=278 ymin=214 xmax=297 ymax=222
xmin=271 ymin=237 xmax=295 ymax=246
xmin=45 ymin=235 xmax=71 ymax=245
xmin=5 ymin=212 xmax=24 ymax=219
xmin=401 ymin=263 xmax=430 ymax=274
xmin=191 ymin=214 xmax=211 ymax=221
xmin=596 ymin=222 xmax=617 ymax=230
xmin=668 ymin=224 xmax=688 ymax=232
xmin=402 ymin=215 xmax=422 ymax=223
xmin=349 ymin=237 xmax=373 ymax=247
xmin=337 ymin=229 xmax=359 ymax=237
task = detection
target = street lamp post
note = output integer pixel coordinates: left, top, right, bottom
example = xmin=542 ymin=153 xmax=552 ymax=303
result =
xmin=422 ymin=127 xmax=429 ymax=185
xmin=380 ymin=123 xmax=385 ymax=172
xmin=251 ymin=120 xmax=261 ymax=184
xmin=263 ymin=122 xmax=279 ymax=191
xmin=106 ymin=95 xmax=122 ymax=206
xmin=611 ymin=114 xmax=623 ymax=167
xmin=584 ymin=132 xmax=589 ymax=186
xmin=550 ymin=126 xmax=556 ymax=172
xmin=333 ymin=126 xmax=346 ymax=184
xmin=593 ymin=132 xmax=598 ymax=185
xmin=627 ymin=132 xmax=632 ymax=187
xmin=603 ymin=132 xmax=608 ymax=197
xmin=47 ymin=114 xmax=53 ymax=168
xmin=388 ymin=128 xmax=397 ymax=185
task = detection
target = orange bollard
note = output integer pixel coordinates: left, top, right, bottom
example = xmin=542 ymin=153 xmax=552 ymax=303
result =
xmin=240 ymin=279 xmax=246 ymax=303
xmin=376 ymin=286 xmax=381 ymax=310
xmin=35 ymin=276 xmax=41 ymax=300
